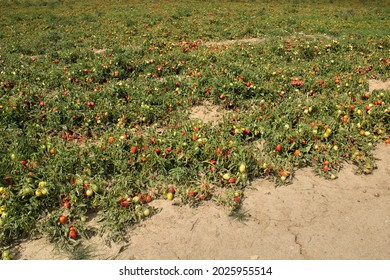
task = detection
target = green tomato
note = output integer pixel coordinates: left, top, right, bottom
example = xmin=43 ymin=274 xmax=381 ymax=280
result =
xmin=85 ymin=189 xmax=94 ymax=197
xmin=222 ymin=173 xmax=231 ymax=180
xmin=143 ymin=208 xmax=151 ymax=217
xmin=90 ymin=184 xmax=99 ymax=193
xmin=35 ymin=189 xmax=43 ymax=197
xmin=41 ymin=188 xmax=48 ymax=196
xmin=2 ymin=249 xmax=12 ymax=260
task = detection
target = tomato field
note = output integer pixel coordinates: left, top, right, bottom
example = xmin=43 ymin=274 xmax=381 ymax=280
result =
xmin=0 ymin=0 xmax=389 ymax=259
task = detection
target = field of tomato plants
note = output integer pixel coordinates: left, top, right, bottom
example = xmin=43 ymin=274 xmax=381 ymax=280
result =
xmin=0 ymin=0 xmax=389 ymax=259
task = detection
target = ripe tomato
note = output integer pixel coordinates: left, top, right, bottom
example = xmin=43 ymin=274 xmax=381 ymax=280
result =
xmin=323 ymin=165 xmax=329 ymax=172
xmin=233 ymin=196 xmax=241 ymax=203
xmin=130 ymin=146 xmax=137 ymax=154
xmin=188 ymin=190 xmax=195 ymax=197
xmin=69 ymin=229 xmax=77 ymax=239
xmin=275 ymin=145 xmax=282 ymax=152
xmin=63 ymin=201 xmax=71 ymax=209
xmin=59 ymin=216 xmax=67 ymax=224
xmin=108 ymin=136 xmax=114 ymax=144
xmin=145 ymin=194 xmax=152 ymax=203
xmin=168 ymin=186 xmax=175 ymax=194
xmin=120 ymin=201 xmax=129 ymax=207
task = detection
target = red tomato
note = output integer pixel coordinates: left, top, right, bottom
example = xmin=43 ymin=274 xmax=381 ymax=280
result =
xmin=59 ymin=216 xmax=68 ymax=224
xmin=69 ymin=230 xmax=77 ymax=239
xmin=121 ymin=201 xmax=129 ymax=207
xmin=275 ymin=145 xmax=282 ymax=152
xmin=323 ymin=165 xmax=329 ymax=172
xmin=145 ymin=195 xmax=152 ymax=203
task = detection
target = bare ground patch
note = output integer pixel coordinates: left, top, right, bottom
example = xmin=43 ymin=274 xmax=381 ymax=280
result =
xmin=203 ymin=38 xmax=265 ymax=47
xmin=190 ymin=101 xmax=224 ymax=126
xmin=92 ymin=48 xmax=108 ymax=54
xmin=369 ymin=79 xmax=390 ymax=93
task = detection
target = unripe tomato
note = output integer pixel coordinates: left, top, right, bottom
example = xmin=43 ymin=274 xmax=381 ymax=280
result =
xmin=166 ymin=192 xmax=174 ymax=200
xmin=2 ymin=249 xmax=12 ymax=260
xmin=85 ymin=189 xmax=94 ymax=197
xmin=35 ymin=189 xmax=43 ymax=197
xmin=222 ymin=173 xmax=231 ymax=180
xmin=239 ymin=164 xmax=246 ymax=173
xmin=41 ymin=188 xmax=48 ymax=196
xmin=91 ymin=184 xmax=99 ymax=193
xmin=143 ymin=208 xmax=150 ymax=217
